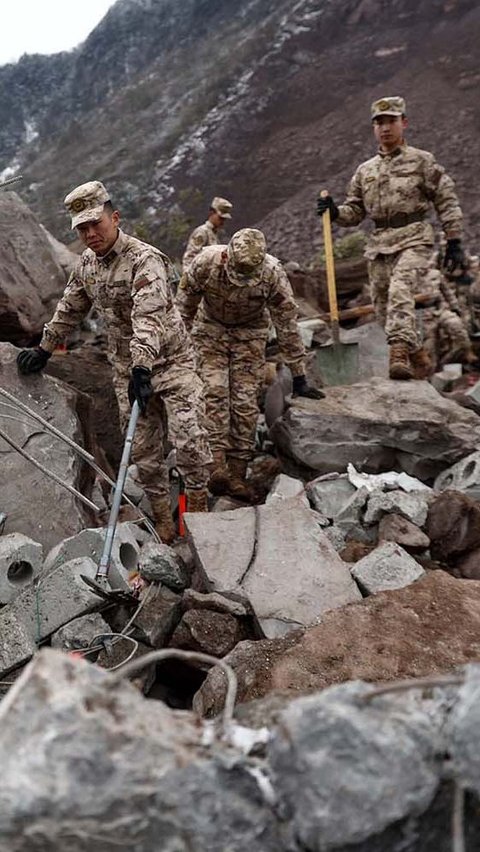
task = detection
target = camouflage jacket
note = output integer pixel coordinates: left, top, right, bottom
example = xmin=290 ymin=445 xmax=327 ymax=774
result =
xmin=336 ymin=144 xmax=463 ymax=259
xmin=182 ymin=220 xmax=219 ymax=272
xmin=176 ymin=245 xmax=305 ymax=376
xmin=41 ymin=229 xmax=191 ymax=372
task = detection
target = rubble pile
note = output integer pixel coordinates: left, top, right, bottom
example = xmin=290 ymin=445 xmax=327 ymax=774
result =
xmin=4 ymin=343 xmax=480 ymax=847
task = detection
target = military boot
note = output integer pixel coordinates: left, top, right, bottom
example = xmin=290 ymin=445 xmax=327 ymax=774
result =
xmin=149 ymin=495 xmax=176 ymax=544
xmin=208 ymin=450 xmax=231 ymax=496
xmin=410 ymin=347 xmax=433 ymax=380
xmin=226 ymin=457 xmax=253 ymax=502
xmin=389 ymin=342 xmax=414 ymax=380
xmin=185 ymin=487 xmax=209 ymax=513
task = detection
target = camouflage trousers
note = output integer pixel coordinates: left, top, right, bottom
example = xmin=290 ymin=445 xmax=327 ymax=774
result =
xmin=368 ymin=246 xmax=431 ymax=350
xmin=193 ymin=324 xmax=267 ymax=462
xmin=113 ymin=358 xmax=211 ymax=500
xmin=418 ymin=306 xmax=471 ymax=370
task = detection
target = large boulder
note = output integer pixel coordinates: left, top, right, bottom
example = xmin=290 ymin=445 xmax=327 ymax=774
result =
xmin=194 ymin=570 xmax=480 ymax=717
xmin=0 ymin=342 xmax=95 ymax=550
xmin=0 ymin=193 xmax=66 ymax=343
xmin=270 ymin=377 xmax=480 ymax=481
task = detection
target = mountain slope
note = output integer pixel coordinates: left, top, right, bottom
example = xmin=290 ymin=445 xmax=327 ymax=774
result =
xmin=0 ymin=0 xmax=478 ymax=262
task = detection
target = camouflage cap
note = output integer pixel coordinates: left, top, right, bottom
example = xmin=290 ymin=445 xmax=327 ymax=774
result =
xmin=211 ymin=196 xmax=233 ymax=219
xmin=64 ymin=180 xmax=111 ymax=229
xmin=226 ymin=228 xmax=266 ymax=286
xmin=371 ymin=96 xmax=406 ymax=120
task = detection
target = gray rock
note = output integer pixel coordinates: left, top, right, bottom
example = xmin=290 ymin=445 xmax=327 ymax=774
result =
xmin=306 ymin=475 xmax=356 ymax=518
xmin=0 ymin=194 xmax=66 ymax=341
xmin=51 ymin=612 xmax=111 ymax=652
xmin=323 ymin=525 xmax=347 ymax=552
xmin=266 ymin=474 xmax=308 ymax=505
xmin=339 ymin=321 xmax=389 ymax=379
xmin=351 ymin=542 xmax=425 ymax=595
xmin=138 ymin=540 xmax=189 ymax=590
xmin=336 ymin=486 xmax=369 ymax=524
xmin=185 ymin=497 xmax=361 ymax=638
xmin=0 ymin=650 xmax=282 ymax=851
xmin=449 ymin=665 xmax=480 ymax=794
xmin=364 ymin=489 xmax=431 ymax=527
xmin=0 ymin=556 xmax=99 ymax=676
xmin=0 ymin=533 xmax=43 ymax=603
xmin=182 ymin=588 xmax=249 ymax=618
xmin=0 ymin=343 xmax=94 ymax=552
xmin=378 ymin=513 xmax=430 ymax=552
xmin=434 ymin=450 xmax=480 ymax=501
xmin=130 ymin=585 xmax=182 ymax=648
xmin=170 ymin=609 xmax=246 ymax=656
xmin=271 ymin=377 xmax=480 ymax=481
xmin=268 ymin=680 xmax=444 ymax=849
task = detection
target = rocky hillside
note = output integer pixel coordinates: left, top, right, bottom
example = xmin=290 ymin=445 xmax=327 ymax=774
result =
xmin=0 ymin=0 xmax=479 ymax=262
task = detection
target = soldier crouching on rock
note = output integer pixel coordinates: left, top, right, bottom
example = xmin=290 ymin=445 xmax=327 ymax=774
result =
xmin=17 ymin=180 xmax=212 ymax=543
xmin=176 ymin=227 xmax=323 ymax=501
xmin=317 ymin=96 xmax=465 ymax=381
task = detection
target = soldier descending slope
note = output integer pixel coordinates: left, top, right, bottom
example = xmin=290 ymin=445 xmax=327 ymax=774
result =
xmin=177 ymin=228 xmax=323 ymax=501
xmin=182 ymin=196 xmax=233 ymax=272
xmin=17 ymin=181 xmax=211 ymax=543
xmin=317 ymin=96 xmax=465 ymax=381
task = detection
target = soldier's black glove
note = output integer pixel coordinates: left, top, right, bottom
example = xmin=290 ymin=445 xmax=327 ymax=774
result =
xmin=443 ymin=239 xmax=465 ymax=274
xmin=128 ymin=366 xmax=153 ymax=415
xmin=316 ymin=195 xmax=339 ymax=221
xmin=16 ymin=346 xmax=51 ymax=375
xmin=292 ymin=375 xmax=325 ymax=400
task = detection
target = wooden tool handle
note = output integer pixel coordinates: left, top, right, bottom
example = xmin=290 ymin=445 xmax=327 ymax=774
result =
xmin=320 ymin=190 xmax=339 ymax=342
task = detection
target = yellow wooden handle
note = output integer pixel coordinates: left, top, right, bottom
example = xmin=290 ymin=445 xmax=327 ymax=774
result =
xmin=320 ymin=190 xmax=339 ymax=325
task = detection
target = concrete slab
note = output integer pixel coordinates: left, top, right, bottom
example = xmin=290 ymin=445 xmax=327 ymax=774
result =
xmin=434 ymin=451 xmax=480 ymax=501
xmin=42 ymin=523 xmax=141 ymax=589
xmin=185 ymin=498 xmax=362 ymax=638
xmin=351 ymin=542 xmax=425 ymax=595
xmin=0 ymin=556 xmax=99 ymax=676
xmin=266 ymin=474 xmax=308 ymax=506
xmin=0 ymin=533 xmax=43 ymax=604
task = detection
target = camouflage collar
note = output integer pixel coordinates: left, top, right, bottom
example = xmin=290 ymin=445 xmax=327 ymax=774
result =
xmin=97 ymin=229 xmax=125 ymax=267
xmin=378 ymin=142 xmax=406 ymax=159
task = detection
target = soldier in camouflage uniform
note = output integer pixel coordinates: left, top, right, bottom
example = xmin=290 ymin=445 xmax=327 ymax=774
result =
xmin=182 ymin=196 xmax=233 ymax=272
xmin=415 ymin=259 xmax=474 ymax=373
xmin=317 ymin=96 xmax=465 ymax=380
xmin=17 ymin=181 xmax=211 ymax=543
xmin=469 ymin=256 xmax=480 ymax=333
xmin=177 ymin=228 xmax=323 ymax=500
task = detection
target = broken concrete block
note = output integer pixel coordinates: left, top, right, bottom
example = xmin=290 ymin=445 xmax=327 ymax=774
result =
xmin=0 ymin=556 xmax=99 ymax=676
xmin=266 ymin=474 xmax=308 ymax=506
xmin=42 ymin=522 xmax=141 ymax=590
xmin=0 ymin=533 xmax=43 ymax=603
xmin=0 ymin=650 xmax=282 ymax=849
xmin=130 ymin=585 xmax=182 ymax=648
xmin=351 ymin=542 xmax=425 ymax=595
xmin=51 ymin=612 xmax=111 ymax=653
xmin=364 ymin=489 xmax=430 ymax=527
xmin=185 ymin=498 xmax=362 ymax=638
xmin=434 ymin=450 xmax=480 ymax=501
xmin=335 ymin=486 xmax=369 ymax=524
xmin=170 ymin=610 xmax=247 ymax=657
xmin=269 ymin=680 xmax=444 ymax=849
xmin=138 ymin=541 xmax=190 ymax=591
xmin=306 ymin=475 xmax=356 ymax=519
xmin=378 ymin=513 xmax=430 ymax=552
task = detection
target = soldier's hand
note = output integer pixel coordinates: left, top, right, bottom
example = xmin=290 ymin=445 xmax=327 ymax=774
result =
xmin=292 ymin=375 xmax=325 ymax=400
xmin=317 ymin=194 xmax=339 ymax=221
xmin=443 ymin=239 xmax=465 ymax=274
xmin=128 ymin=366 xmax=153 ymax=415
xmin=16 ymin=346 xmax=51 ymax=375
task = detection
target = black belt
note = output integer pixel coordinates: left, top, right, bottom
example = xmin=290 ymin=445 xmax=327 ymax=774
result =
xmin=373 ymin=212 xmax=425 ymax=229
xmin=415 ymin=297 xmax=441 ymax=310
